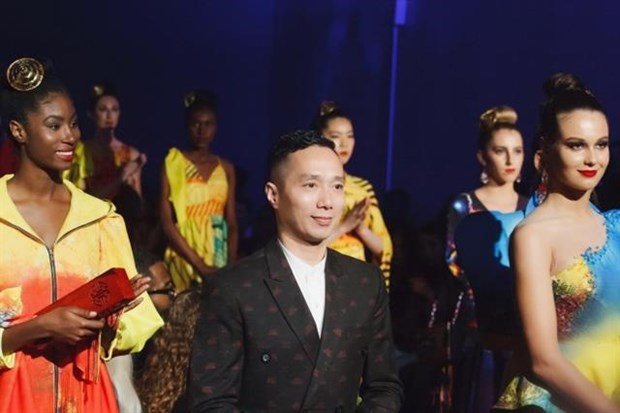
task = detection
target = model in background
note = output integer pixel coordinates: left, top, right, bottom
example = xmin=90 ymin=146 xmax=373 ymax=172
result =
xmin=313 ymin=101 xmax=393 ymax=289
xmin=63 ymin=85 xmax=146 ymax=201
xmin=160 ymin=90 xmax=238 ymax=292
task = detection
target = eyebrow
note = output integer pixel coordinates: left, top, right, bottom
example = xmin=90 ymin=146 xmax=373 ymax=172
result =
xmin=490 ymin=145 xmax=523 ymax=149
xmin=300 ymin=173 xmax=344 ymax=181
xmin=44 ymin=113 xmax=78 ymax=122
xmin=564 ymin=136 xmax=609 ymax=141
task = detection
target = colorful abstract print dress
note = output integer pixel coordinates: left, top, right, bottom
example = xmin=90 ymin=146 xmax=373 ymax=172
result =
xmin=496 ymin=209 xmax=620 ymax=411
xmin=164 ymin=148 xmax=229 ymax=292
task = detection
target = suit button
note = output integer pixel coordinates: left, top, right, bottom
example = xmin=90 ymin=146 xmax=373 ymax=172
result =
xmin=261 ymin=353 xmax=271 ymax=363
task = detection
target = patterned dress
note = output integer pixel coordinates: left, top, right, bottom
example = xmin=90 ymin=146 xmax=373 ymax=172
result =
xmin=495 ymin=208 xmax=620 ymax=411
xmin=328 ymin=174 xmax=392 ymax=289
xmin=446 ymin=192 xmax=527 ymax=327
xmin=164 ymin=148 xmax=229 ymax=292
xmin=61 ymin=140 xmax=137 ymax=196
xmin=446 ymin=192 xmax=487 ymax=279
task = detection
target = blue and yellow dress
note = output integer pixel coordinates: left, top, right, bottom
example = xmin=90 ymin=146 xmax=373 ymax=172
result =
xmin=495 ymin=208 xmax=620 ymax=411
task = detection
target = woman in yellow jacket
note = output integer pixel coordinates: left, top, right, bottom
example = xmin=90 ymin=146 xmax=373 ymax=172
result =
xmin=313 ymin=101 xmax=393 ymax=289
xmin=0 ymin=58 xmax=162 ymax=413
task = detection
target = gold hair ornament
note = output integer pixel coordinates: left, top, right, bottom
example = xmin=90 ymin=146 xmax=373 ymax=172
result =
xmin=6 ymin=58 xmax=45 ymax=92
xmin=319 ymin=100 xmax=337 ymax=116
xmin=184 ymin=92 xmax=197 ymax=108
xmin=93 ymin=84 xmax=105 ymax=97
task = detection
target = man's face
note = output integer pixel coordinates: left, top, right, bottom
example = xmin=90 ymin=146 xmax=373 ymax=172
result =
xmin=266 ymin=145 xmax=345 ymax=246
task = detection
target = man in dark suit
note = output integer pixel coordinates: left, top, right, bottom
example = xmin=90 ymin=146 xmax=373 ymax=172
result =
xmin=189 ymin=130 xmax=402 ymax=412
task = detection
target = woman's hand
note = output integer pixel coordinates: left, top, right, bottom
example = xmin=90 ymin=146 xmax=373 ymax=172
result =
xmin=121 ymin=153 xmax=147 ymax=183
xmin=36 ymin=307 xmax=105 ymax=345
xmin=123 ymin=274 xmax=151 ymax=312
xmin=341 ymin=198 xmax=370 ymax=234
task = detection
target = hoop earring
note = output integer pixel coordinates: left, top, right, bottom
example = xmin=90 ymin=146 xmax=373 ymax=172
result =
xmin=480 ymin=170 xmax=489 ymax=185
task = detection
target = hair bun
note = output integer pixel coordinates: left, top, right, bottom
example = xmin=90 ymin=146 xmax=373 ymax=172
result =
xmin=319 ymin=100 xmax=338 ymax=117
xmin=479 ymin=105 xmax=518 ymax=130
xmin=91 ymin=83 xmax=117 ymax=98
xmin=6 ymin=57 xmax=45 ymax=92
xmin=92 ymin=84 xmax=105 ymax=97
xmin=184 ymin=89 xmax=217 ymax=109
xmin=543 ymin=72 xmax=592 ymax=98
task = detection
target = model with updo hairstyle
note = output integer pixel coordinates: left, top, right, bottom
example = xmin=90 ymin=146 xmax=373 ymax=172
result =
xmin=62 ymin=84 xmax=146 ymax=200
xmin=494 ymin=74 xmax=620 ymax=412
xmin=312 ymin=100 xmax=393 ymax=289
xmin=0 ymin=57 xmax=162 ymax=412
xmin=444 ymin=104 xmax=527 ymax=411
xmin=447 ymin=105 xmax=527 ymax=279
xmin=160 ymin=90 xmax=238 ymax=292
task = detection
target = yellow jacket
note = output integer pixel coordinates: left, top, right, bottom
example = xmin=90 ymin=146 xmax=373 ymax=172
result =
xmin=0 ymin=174 xmax=163 ymax=370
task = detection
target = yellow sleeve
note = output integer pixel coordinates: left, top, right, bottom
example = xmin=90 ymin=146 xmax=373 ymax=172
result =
xmin=366 ymin=188 xmax=393 ymax=290
xmin=98 ymin=214 xmax=163 ymax=358
xmin=0 ymin=328 xmax=16 ymax=369
xmin=61 ymin=141 xmax=92 ymax=190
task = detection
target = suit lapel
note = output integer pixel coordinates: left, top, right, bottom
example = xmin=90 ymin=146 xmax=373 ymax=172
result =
xmin=317 ymin=250 xmax=348 ymax=361
xmin=301 ymin=250 xmax=349 ymax=408
xmin=264 ymin=240 xmax=320 ymax=362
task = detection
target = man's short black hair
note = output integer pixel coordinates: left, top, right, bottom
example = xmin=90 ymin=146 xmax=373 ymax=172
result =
xmin=267 ymin=129 xmax=336 ymax=182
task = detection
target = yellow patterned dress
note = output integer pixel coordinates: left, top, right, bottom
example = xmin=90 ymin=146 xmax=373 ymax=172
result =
xmin=495 ymin=209 xmax=620 ymax=411
xmin=328 ymin=174 xmax=392 ymax=289
xmin=163 ymin=148 xmax=229 ymax=292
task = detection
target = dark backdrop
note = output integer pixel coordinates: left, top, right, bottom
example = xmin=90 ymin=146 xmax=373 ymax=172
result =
xmin=2 ymin=0 xmax=619 ymax=226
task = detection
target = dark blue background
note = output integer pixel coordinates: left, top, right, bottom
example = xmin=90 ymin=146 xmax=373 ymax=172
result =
xmin=2 ymin=0 xmax=619 ymax=225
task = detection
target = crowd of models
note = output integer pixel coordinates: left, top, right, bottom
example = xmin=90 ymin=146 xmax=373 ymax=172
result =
xmin=0 ymin=57 xmax=618 ymax=412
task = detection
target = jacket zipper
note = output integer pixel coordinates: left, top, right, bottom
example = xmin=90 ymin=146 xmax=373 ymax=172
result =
xmin=46 ymin=246 xmax=60 ymax=413
xmin=0 ymin=216 xmax=111 ymax=412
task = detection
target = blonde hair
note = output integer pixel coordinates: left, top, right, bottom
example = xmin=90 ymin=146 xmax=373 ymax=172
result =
xmin=478 ymin=105 xmax=519 ymax=150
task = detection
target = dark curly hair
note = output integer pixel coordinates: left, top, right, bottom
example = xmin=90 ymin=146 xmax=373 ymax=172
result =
xmin=135 ymin=288 xmax=202 ymax=413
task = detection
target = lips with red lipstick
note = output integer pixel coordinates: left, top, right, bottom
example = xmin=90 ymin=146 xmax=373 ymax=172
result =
xmin=578 ymin=170 xmax=597 ymax=178
xmin=504 ymin=168 xmax=517 ymax=174
xmin=338 ymin=151 xmax=349 ymax=158
xmin=56 ymin=150 xmax=74 ymax=162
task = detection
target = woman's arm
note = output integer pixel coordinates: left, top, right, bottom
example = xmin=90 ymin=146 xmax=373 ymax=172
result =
xmin=358 ymin=195 xmax=392 ymax=259
xmin=2 ymin=307 xmax=105 ymax=356
xmin=326 ymin=198 xmax=368 ymax=245
xmin=159 ymin=165 xmax=214 ymax=278
xmin=513 ymin=225 xmax=620 ymax=413
xmin=222 ymin=161 xmax=238 ymax=263
xmin=121 ymin=149 xmax=146 ymax=197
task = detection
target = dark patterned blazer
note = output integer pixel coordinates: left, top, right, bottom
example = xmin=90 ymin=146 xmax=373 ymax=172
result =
xmin=189 ymin=240 xmax=402 ymax=413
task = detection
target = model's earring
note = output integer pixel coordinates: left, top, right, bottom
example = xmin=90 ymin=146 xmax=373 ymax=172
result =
xmin=534 ymin=171 xmax=548 ymax=205
xmin=516 ymin=174 xmax=522 ymax=184
xmin=480 ymin=169 xmax=489 ymax=185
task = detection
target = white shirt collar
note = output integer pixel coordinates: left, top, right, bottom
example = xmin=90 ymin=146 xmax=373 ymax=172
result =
xmin=278 ymin=240 xmax=326 ymax=275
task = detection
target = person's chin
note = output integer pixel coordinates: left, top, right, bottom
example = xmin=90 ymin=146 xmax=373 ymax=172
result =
xmin=304 ymin=231 xmax=331 ymax=246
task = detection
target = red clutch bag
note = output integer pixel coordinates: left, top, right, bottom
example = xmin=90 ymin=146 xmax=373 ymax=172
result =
xmin=36 ymin=268 xmax=136 ymax=318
